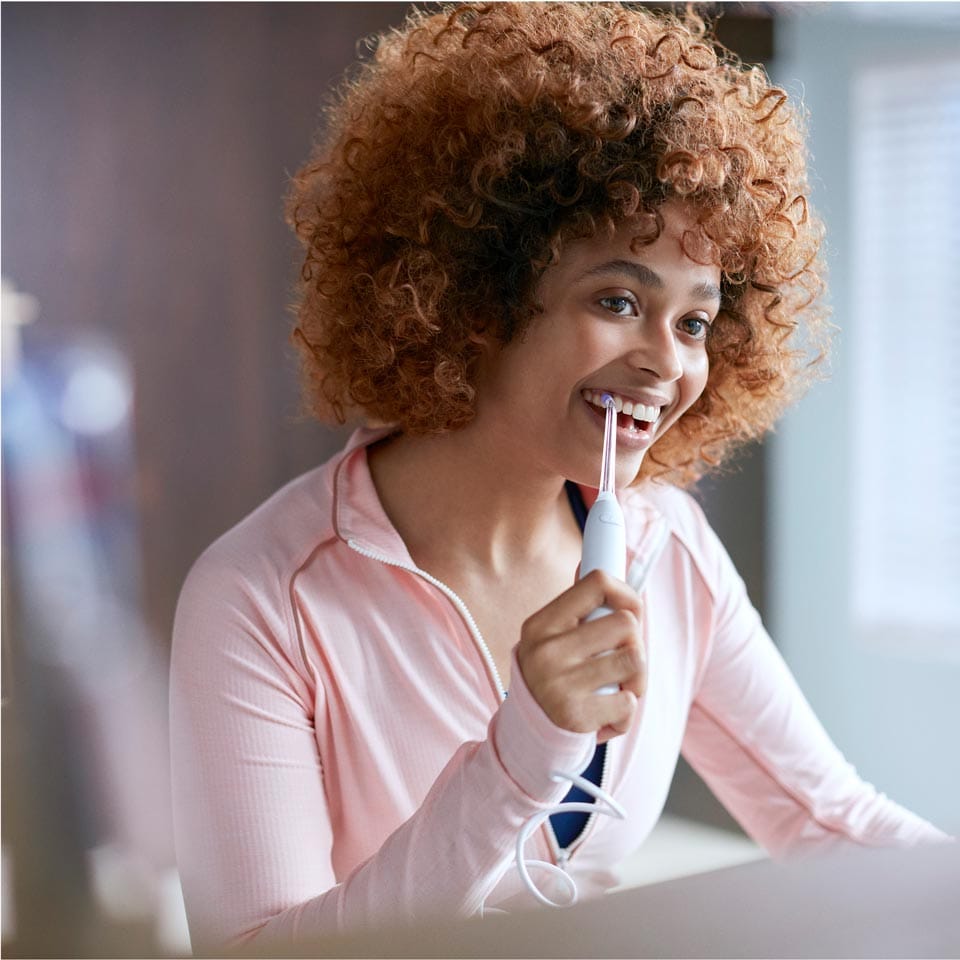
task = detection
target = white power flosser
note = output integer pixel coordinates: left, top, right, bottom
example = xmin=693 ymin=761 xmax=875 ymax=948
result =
xmin=579 ymin=394 xmax=626 ymax=695
xmin=509 ymin=395 xmax=631 ymax=912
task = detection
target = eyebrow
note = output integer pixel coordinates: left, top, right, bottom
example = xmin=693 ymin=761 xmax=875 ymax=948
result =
xmin=579 ymin=259 xmax=722 ymax=305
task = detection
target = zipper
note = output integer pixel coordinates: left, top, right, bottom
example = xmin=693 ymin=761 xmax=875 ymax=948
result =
xmin=348 ymin=516 xmax=671 ymax=868
xmin=347 ymin=536 xmax=572 ymax=870
xmin=345 ymin=538 xmax=507 ymax=700
xmin=546 ymin=733 xmax=613 ymax=865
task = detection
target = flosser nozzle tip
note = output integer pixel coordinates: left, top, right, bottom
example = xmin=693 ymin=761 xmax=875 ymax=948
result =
xmin=601 ymin=393 xmax=615 ymax=409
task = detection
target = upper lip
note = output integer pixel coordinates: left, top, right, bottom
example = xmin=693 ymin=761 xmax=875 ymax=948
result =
xmin=582 ymin=387 xmax=671 ymax=409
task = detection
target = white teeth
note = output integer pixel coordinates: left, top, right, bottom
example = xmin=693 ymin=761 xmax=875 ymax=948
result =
xmin=584 ymin=390 xmax=661 ymax=424
xmin=632 ymin=403 xmax=659 ymax=422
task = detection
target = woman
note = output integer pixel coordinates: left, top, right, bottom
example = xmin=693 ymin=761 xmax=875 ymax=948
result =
xmin=170 ymin=3 xmax=948 ymax=952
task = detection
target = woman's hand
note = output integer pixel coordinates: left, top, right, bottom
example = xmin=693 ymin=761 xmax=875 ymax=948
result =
xmin=515 ymin=570 xmax=646 ymax=744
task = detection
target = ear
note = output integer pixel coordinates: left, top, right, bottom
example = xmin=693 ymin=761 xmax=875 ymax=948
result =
xmin=468 ymin=328 xmax=495 ymax=349
xmin=467 ymin=329 xmax=501 ymax=365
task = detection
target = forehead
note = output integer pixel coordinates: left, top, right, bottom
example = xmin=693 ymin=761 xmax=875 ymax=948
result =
xmin=545 ymin=208 xmax=723 ymax=294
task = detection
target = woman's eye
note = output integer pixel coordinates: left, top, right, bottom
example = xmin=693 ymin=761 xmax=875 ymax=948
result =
xmin=680 ymin=316 xmax=710 ymax=339
xmin=599 ymin=295 xmax=636 ymax=316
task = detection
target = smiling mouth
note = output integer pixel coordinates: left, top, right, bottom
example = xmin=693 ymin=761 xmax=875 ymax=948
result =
xmin=582 ymin=389 xmax=663 ymax=433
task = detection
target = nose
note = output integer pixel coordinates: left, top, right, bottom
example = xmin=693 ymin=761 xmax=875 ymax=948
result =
xmin=625 ymin=318 xmax=683 ymax=383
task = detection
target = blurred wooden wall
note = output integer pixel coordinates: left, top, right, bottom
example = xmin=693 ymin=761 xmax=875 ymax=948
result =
xmin=3 ymin=2 xmax=413 ymax=644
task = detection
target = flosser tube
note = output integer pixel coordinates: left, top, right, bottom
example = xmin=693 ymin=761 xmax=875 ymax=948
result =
xmin=579 ymin=394 xmax=626 ymax=695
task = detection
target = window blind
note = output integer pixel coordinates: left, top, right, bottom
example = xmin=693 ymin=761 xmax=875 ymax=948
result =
xmin=849 ymin=58 xmax=960 ymax=657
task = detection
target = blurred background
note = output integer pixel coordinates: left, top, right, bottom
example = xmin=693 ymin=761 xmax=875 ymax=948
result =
xmin=3 ymin=3 xmax=958 ymax=956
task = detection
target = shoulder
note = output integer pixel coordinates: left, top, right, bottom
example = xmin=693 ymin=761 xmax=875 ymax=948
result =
xmin=622 ymin=481 xmax=737 ymax=600
xmin=184 ymin=459 xmax=338 ymax=604
xmin=172 ymin=443 xmax=349 ymax=676
xmin=627 ymin=481 xmax=710 ymax=540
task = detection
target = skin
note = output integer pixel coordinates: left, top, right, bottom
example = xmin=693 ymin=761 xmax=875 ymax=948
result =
xmin=368 ymin=200 xmax=721 ymax=743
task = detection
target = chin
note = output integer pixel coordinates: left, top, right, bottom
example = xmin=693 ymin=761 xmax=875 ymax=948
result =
xmin=616 ymin=458 xmax=648 ymax=490
xmin=564 ymin=454 xmax=647 ymax=492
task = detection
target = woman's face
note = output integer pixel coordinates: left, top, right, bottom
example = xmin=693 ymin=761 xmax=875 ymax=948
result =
xmin=475 ymin=201 xmax=721 ymax=489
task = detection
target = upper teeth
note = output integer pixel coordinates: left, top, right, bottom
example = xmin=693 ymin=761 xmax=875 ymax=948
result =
xmin=584 ymin=389 xmax=661 ymax=423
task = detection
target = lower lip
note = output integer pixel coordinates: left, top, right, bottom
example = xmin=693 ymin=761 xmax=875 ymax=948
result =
xmin=583 ymin=397 xmax=658 ymax=451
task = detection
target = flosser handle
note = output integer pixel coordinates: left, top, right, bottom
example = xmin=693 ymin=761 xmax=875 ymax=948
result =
xmin=579 ymin=490 xmax=626 ymax=695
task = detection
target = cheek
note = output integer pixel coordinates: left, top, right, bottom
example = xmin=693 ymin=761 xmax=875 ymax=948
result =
xmin=681 ymin=352 xmax=710 ymax=408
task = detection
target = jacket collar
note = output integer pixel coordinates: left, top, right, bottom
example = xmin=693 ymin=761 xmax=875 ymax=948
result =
xmin=331 ymin=427 xmax=415 ymax=566
xmin=330 ymin=426 xmax=668 ymax=574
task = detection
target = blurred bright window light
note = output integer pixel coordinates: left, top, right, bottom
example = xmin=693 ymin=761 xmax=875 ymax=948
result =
xmin=846 ymin=2 xmax=960 ymax=26
xmin=849 ymin=56 xmax=960 ymax=659
xmin=58 ymin=347 xmax=133 ymax=435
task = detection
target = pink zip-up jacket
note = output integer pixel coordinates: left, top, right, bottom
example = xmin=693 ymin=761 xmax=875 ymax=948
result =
xmin=170 ymin=428 xmax=947 ymax=952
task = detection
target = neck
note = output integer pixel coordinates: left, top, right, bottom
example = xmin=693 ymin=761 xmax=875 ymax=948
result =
xmin=367 ymin=424 xmax=578 ymax=577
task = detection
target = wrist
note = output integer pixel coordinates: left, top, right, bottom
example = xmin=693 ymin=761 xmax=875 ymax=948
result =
xmin=492 ymin=649 xmax=595 ymax=801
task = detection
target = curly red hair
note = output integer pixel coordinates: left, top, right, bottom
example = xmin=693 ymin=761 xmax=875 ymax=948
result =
xmin=287 ymin=2 xmax=829 ymax=486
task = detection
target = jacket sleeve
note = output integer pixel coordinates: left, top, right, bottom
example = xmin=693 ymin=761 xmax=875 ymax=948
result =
xmin=677 ymin=504 xmax=950 ymax=857
xmin=169 ymin=550 xmax=594 ymax=953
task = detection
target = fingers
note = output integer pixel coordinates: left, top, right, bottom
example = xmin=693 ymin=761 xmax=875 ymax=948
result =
xmin=597 ymin=692 xmax=639 ymax=743
xmin=519 ymin=573 xmax=645 ymax=680
xmin=569 ymin=608 xmax=646 ymax=668
xmin=523 ymin=569 xmax=642 ymax=639
xmin=579 ymin=639 xmax=647 ymax=698
xmin=519 ymin=604 xmax=643 ymax=680
xmin=526 ymin=634 xmax=645 ymax=725
xmin=515 ymin=572 xmax=647 ymax=738
xmin=542 ymin=682 xmax=641 ymax=739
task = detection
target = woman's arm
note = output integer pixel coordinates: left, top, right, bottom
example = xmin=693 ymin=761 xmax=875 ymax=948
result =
xmin=678 ymin=511 xmax=949 ymax=855
xmin=170 ymin=554 xmax=636 ymax=952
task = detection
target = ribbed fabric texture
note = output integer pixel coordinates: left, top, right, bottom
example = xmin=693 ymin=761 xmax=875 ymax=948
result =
xmin=170 ymin=428 xmax=950 ymax=953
